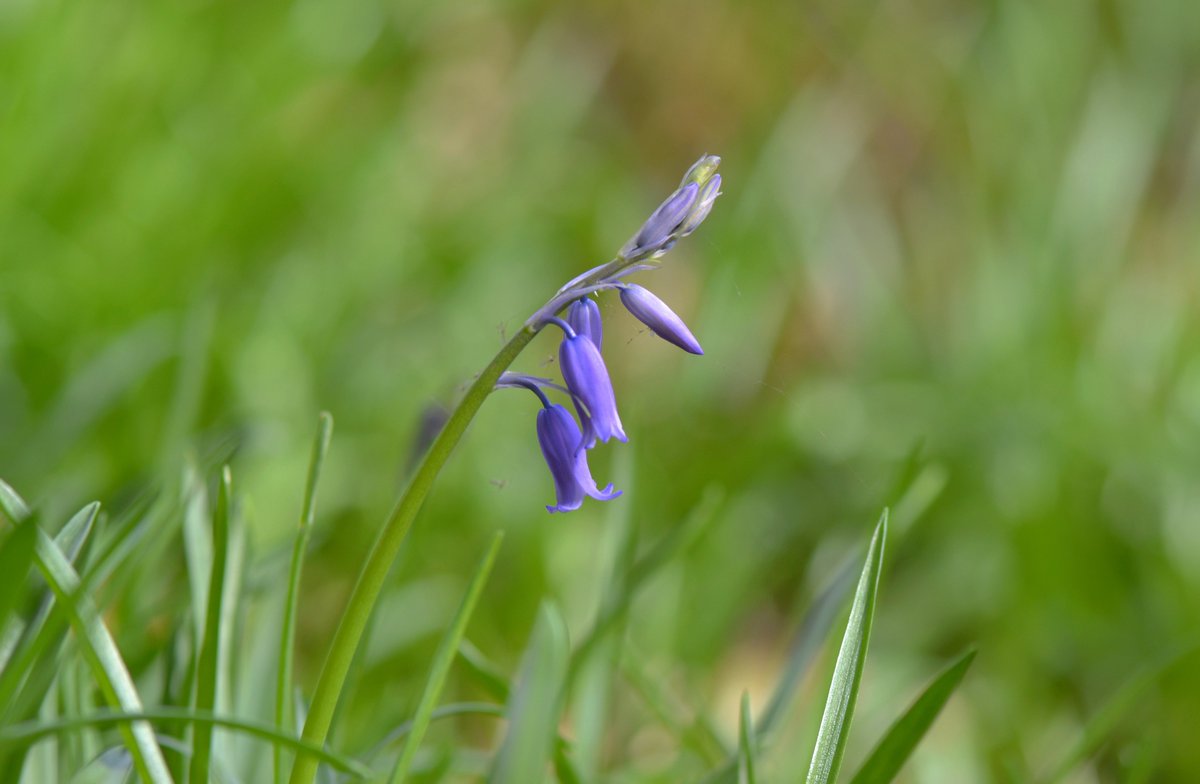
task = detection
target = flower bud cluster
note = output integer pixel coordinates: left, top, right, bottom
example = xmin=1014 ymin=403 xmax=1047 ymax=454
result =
xmin=500 ymin=155 xmax=722 ymax=512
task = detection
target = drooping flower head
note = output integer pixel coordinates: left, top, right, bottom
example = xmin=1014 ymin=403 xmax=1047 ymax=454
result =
xmin=499 ymin=155 xmax=724 ymax=513
xmin=536 ymin=403 xmax=621 ymax=513
xmin=618 ymin=284 xmax=703 ymax=355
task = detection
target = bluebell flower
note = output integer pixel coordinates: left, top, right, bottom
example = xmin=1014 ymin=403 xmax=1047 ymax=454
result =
xmin=567 ymin=297 xmax=603 ymax=350
xmin=537 ymin=403 xmax=621 ymax=513
xmin=618 ymin=284 xmax=704 ymax=355
xmin=559 ymin=329 xmax=627 ymax=444
xmin=619 ymin=182 xmax=700 ymax=260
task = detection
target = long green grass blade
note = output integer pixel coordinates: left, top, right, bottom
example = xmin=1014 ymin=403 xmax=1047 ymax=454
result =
xmin=369 ymin=702 xmax=506 ymax=756
xmin=1 ymin=482 xmax=171 ymax=781
xmin=849 ymin=649 xmax=976 ymax=784
xmin=276 ymin=412 xmax=334 ymax=784
xmin=190 ymin=466 xmax=233 ymax=784
xmin=760 ymin=554 xmax=861 ymax=739
xmin=290 ymin=326 xmax=538 ymax=784
xmin=34 ymin=526 xmax=174 ymax=783
xmin=0 ymin=503 xmax=98 ymax=777
xmin=0 ymin=514 xmax=39 ymax=634
xmin=806 ymin=510 xmax=888 ymax=784
xmin=701 ymin=550 xmax=863 ymax=784
xmin=458 ymin=639 xmax=511 ymax=702
xmin=572 ymin=460 xmax=635 ymax=778
xmin=0 ymin=479 xmax=31 ymax=522
xmin=488 ymin=602 xmax=569 ymax=784
xmin=738 ymin=692 xmax=758 ymax=784
xmin=389 ymin=530 xmax=503 ymax=784
xmin=0 ymin=708 xmax=374 ymax=778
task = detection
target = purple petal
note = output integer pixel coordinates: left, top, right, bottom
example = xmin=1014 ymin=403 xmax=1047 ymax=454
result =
xmin=619 ymin=285 xmax=704 ymax=355
xmin=677 ymin=174 xmax=721 ymax=237
xmin=536 ymin=404 xmax=620 ymax=513
xmin=567 ymin=297 xmax=603 ymax=351
xmin=537 ymin=406 xmax=585 ymax=513
xmin=619 ymin=182 xmax=700 ymax=259
xmin=559 ymin=334 xmax=627 ymax=443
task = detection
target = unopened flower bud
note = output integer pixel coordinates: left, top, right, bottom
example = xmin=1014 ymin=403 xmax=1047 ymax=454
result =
xmin=619 ymin=284 xmax=703 ymax=355
xmin=619 ymin=182 xmax=699 ymax=261
xmin=677 ymin=174 xmax=721 ymax=238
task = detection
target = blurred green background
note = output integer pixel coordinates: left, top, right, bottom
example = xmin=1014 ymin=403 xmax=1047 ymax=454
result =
xmin=3 ymin=0 xmax=1200 ymax=780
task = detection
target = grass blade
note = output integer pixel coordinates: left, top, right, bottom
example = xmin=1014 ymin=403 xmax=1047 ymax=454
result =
xmin=849 ymin=649 xmax=976 ymax=784
xmin=276 ymin=412 xmax=334 ymax=784
xmin=389 ymin=530 xmax=504 ymax=784
xmin=190 ymin=466 xmax=233 ymax=784
xmin=34 ymin=525 xmax=174 ymax=782
xmin=572 ymin=459 xmax=636 ymax=777
xmin=368 ymin=702 xmax=506 ymax=757
xmin=738 ymin=692 xmax=758 ymax=784
xmin=806 ymin=509 xmax=888 ymax=784
xmin=0 ymin=503 xmax=98 ymax=777
xmin=0 ymin=478 xmax=31 ymax=522
xmin=458 ymin=639 xmax=511 ymax=702
xmin=1 ymin=481 xmax=172 ymax=781
xmin=0 ymin=708 xmax=375 ymax=778
xmin=488 ymin=602 xmax=569 ymax=784
xmin=702 ymin=551 xmax=863 ymax=784
xmin=759 ymin=554 xmax=861 ymax=739
xmin=0 ymin=514 xmax=39 ymax=634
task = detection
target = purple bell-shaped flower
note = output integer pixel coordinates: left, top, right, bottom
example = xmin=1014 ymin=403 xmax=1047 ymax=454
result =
xmin=567 ymin=297 xmax=603 ymax=350
xmin=559 ymin=331 xmax=627 ymax=444
xmin=537 ymin=404 xmax=621 ymax=513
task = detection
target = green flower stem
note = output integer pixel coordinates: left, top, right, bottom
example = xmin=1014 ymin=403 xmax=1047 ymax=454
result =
xmin=289 ymin=325 xmax=537 ymax=784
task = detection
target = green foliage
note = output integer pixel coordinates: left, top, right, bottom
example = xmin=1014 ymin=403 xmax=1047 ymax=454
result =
xmin=389 ymin=531 xmax=503 ymax=783
xmin=807 ymin=512 xmax=887 ymax=784
xmin=488 ymin=603 xmax=570 ymax=784
xmin=738 ymin=692 xmax=758 ymax=784
xmin=850 ymin=650 xmax=976 ymax=784
xmin=3 ymin=0 xmax=1199 ymax=779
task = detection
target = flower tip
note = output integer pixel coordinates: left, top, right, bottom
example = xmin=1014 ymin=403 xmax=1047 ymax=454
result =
xmin=595 ymin=484 xmax=622 ymax=501
xmin=619 ymin=284 xmax=704 ymax=357
xmin=682 ymin=154 xmax=722 ymax=187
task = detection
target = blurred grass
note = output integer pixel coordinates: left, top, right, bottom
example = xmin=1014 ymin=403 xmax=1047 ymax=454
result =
xmin=2 ymin=0 xmax=1200 ymax=780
